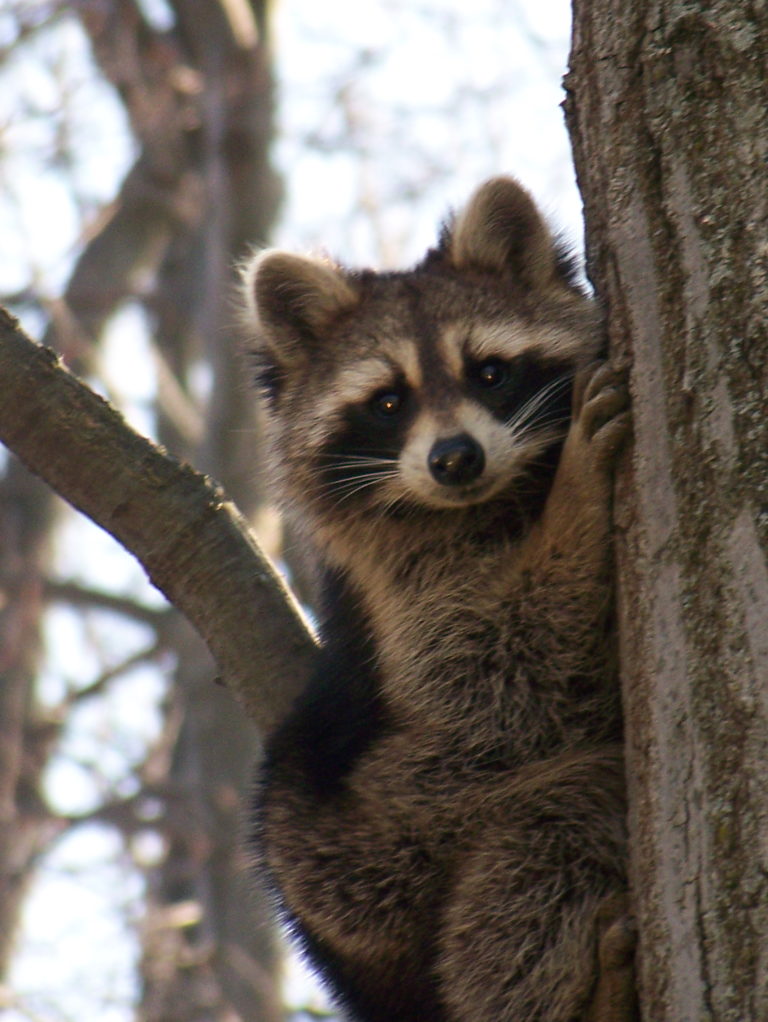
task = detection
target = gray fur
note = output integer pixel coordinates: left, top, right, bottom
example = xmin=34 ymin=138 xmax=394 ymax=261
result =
xmin=243 ymin=178 xmax=636 ymax=1021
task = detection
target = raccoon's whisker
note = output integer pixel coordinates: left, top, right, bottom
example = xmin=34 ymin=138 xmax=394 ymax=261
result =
xmin=507 ymin=376 xmax=573 ymax=438
xmin=516 ymin=414 xmax=571 ymax=438
xmin=325 ymin=470 xmax=398 ymax=486
xmin=317 ymin=453 xmax=399 ymax=467
xmin=323 ymin=468 xmax=400 ymax=506
xmin=526 ymin=373 xmax=572 ymax=412
xmin=337 ymin=486 xmax=396 ymax=508
xmin=377 ymin=495 xmax=400 ymax=517
xmin=528 ymin=415 xmax=572 ymax=438
xmin=324 ymin=474 xmax=390 ymax=496
xmin=326 ymin=478 xmax=397 ymax=500
xmin=324 ymin=470 xmax=391 ymax=486
xmin=320 ymin=454 xmax=399 ymax=492
xmin=321 ymin=461 xmax=398 ymax=483
xmin=325 ymin=481 xmax=382 ymax=505
xmin=518 ymin=374 xmax=572 ymax=424
xmin=378 ymin=487 xmax=413 ymax=516
xmin=506 ymin=395 xmax=549 ymax=437
xmin=323 ymin=466 xmax=399 ymax=488
xmin=333 ymin=484 xmax=380 ymax=504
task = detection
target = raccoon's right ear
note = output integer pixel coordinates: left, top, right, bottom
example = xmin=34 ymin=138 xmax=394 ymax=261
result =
xmin=242 ymin=250 xmax=359 ymax=365
xmin=446 ymin=177 xmax=557 ymax=291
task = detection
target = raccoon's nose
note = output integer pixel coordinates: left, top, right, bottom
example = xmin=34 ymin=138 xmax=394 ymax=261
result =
xmin=428 ymin=434 xmax=485 ymax=487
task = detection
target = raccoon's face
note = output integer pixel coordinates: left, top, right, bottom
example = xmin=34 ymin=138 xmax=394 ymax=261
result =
xmin=244 ymin=177 xmax=601 ymax=524
xmin=305 ymin=316 xmax=575 ymax=515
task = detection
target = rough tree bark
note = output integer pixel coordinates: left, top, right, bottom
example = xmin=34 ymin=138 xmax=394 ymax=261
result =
xmin=566 ymin=2 xmax=768 ymax=1019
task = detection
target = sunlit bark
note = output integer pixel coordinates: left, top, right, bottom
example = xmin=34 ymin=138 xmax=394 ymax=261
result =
xmin=566 ymin=2 xmax=768 ymax=1018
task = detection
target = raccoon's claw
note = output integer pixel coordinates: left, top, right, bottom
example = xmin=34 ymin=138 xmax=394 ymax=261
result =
xmin=576 ymin=363 xmax=631 ymax=462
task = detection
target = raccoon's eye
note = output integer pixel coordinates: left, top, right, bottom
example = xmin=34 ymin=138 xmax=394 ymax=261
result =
xmin=370 ymin=389 xmax=404 ymax=419
xmin=470 ymin=358 xmax=510 ymax=389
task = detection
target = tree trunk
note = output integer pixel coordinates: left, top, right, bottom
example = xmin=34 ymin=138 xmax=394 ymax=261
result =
xmin=566 ymin=2 xmax=768 ymax=1019
xmin=78 ymin=2 xmax=287 ymax=1017
xmin=0 ymin=465 xmax=62 ymax=976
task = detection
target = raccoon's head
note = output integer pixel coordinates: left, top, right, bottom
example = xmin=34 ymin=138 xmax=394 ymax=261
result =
xmin=243 ymin=178 xmax=601 ymax=536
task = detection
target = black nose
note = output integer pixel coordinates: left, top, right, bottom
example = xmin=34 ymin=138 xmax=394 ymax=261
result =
xmin=428 ymin=434 xmax=485 ymax=487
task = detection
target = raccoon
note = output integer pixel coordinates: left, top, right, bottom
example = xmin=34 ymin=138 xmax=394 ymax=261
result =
xmin=243 ymin=178 xmax=635 ymax=1022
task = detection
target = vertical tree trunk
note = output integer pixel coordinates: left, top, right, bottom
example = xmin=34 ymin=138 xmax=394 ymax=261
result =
xmin=86 ymin=2 xmax=284 ymax=1018
xmin=565 ymin=2 xmax=768 ymax=1019
xmin=0 ymin=468 xmax=61 ymax=976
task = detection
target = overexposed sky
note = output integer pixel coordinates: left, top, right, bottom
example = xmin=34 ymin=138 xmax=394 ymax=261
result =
xmin=273 ymin=0 xmax=580 ymax=267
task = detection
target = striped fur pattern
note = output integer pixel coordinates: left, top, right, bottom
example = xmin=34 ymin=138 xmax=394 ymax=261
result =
xmin=243 ymin=178 xmax=635 ymax=1021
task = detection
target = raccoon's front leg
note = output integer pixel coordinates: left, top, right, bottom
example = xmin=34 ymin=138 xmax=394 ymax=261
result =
xmin=523 ymin=361 xmax=630 ymax=576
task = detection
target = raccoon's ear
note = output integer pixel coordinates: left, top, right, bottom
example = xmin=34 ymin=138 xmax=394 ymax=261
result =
xmin=447 ymin=177 xmax=557 ymax=290
xmin=243 ymin=250 xmax=359 ymax=363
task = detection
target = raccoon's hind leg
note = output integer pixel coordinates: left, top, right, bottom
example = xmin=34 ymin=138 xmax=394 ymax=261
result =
xmin=437 ymin=836 xmax=631 ymax=1022
xmin=436 ymin=751 xmax=630 ymax=1022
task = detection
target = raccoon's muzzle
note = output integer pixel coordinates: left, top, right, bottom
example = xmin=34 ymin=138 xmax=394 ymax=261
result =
xmin=428 ymin=433 xmax=486 ymax=487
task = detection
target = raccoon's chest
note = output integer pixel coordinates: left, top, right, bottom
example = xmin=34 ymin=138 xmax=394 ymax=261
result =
xmin=363 ymin=570 xmax=527 ymax=731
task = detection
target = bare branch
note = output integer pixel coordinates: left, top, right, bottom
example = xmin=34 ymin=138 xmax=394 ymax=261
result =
xmin=0 ymin=308 xmax=317 ymax=735
xmin=45 ymin=579 xmax=171 ymax=627
xmin=67 ymin=641 xmax=165 ymax=705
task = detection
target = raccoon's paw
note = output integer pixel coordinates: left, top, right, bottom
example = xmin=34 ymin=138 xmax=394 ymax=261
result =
xmin=594 ymin=891 xmax=636 ymax=970
xmin=574 ymin=362 xmax=631 ymax=466
xmin=583 ymin=892 xmax=638 ymax=1022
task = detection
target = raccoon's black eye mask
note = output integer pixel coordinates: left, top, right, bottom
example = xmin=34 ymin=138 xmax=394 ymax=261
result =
xmin=315 ymin=384 xmax=414 ymax=504
xmin=469 ymin=358 xmax=510 ymax=390
xmin=368 ymin=385 xmax=409 ymax=422
xmin=464 ymin=353 xmax=572 ymax=430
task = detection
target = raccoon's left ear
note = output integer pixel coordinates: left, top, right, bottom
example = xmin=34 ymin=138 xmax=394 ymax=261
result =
xmin=447 ymin=177 xmax=557 ymax=291
xmin=242 ymin=250 xmax=359 ymax=365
